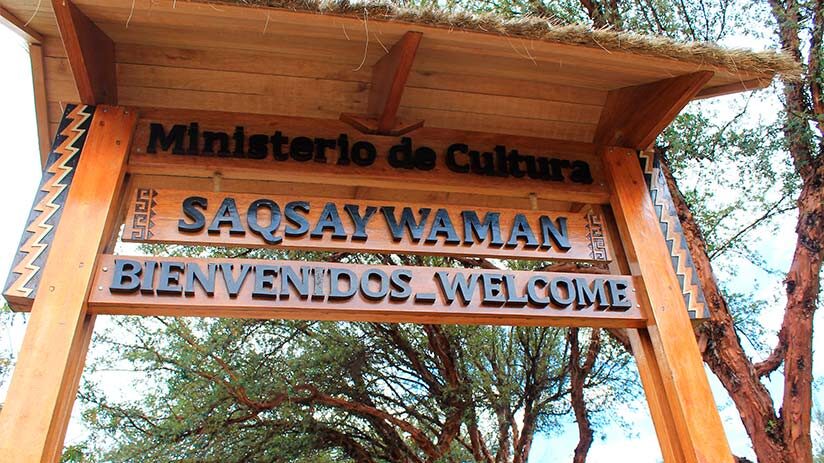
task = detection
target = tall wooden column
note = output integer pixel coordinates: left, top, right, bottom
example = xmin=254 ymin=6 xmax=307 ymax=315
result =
xmin=602 ymin=146 xmax=733 ymax=463
xmin=0 ymin=106 xmax=136 ymax=462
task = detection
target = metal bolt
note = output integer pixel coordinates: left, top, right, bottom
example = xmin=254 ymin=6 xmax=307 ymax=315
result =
xmin=136 ymin=148 xmax=143 ymax=153
xmin=98 ymin=286 xmax=103 ymax=291
xmin=102 ymin=267 xmax=108 ymax=272
xmin=49 ymin=286 xmax=55 ymax=292
xmin=116 ymin=140 xmax=121 ymax=145
xmin=636 ymin=304 xmax=640 ymax=308
xmin=78 ymin=262 xmax=84 ymax=268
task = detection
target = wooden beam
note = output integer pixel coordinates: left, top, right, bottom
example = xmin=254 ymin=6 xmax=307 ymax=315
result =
xmin=594 ymin=71 xmax=713 ymax=149
xmin=52 ymin=0 xmax=117 ymax=105
xmin=341 ymin=31 xmax=423 ymax=135
xmin=628 ymin=328 xmax=688 ymax=462
xmin=0 ymin=106 xmax=136 ymax=463
xmin=694 ymin=78 xmax=770 ymax=100
xmin=603 ymin=146 xmax=733 ymax=462
xmin=0 ymin=6 xmax=43 ymax=44
xmin=30 ymin=44 xmax=52 ymax=165
xmin=369 ymin=31 xmax=422 ymax=132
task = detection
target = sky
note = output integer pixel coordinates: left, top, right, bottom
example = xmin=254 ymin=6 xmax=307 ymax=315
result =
xmin=0 ymin=18 xmax=820 ymax=463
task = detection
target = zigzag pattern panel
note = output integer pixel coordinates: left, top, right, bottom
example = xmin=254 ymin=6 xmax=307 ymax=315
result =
xmin=638 ymin=150 xmax=709 ymax=320
xmin=3 ymin=104 xmax=96 ymax=311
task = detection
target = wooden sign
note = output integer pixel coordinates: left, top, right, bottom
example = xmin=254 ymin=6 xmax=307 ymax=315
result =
xmin=128 ymin=109 xmax=610 ymax=204
xmin=89 ymin=255 xmax=644 ymax=328
xmin=122 ymin=188 xmax=610 ymax=262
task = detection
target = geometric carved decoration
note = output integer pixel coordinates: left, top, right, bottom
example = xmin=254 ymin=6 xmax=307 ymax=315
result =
xmin=638 ymin=150 xmax=709 ymax=320
xmin=586 ymin=211 xmax=608 ymax=261
xmin=3 ymin=104 xmax=95 ymax=311
xmin=129 ymin=188 xmax=157 ymax=241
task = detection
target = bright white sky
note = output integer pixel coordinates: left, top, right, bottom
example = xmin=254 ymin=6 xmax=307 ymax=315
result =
xmin=0 ymin=18 xmax=820 ymax=462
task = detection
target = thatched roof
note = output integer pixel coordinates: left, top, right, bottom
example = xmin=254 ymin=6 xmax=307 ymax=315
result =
xmin=199 ymin=0 xmax=800 ymax=80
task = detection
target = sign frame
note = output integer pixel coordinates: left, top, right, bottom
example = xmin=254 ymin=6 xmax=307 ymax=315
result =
xmin=0 ymin=105 xmax=733 ymax=463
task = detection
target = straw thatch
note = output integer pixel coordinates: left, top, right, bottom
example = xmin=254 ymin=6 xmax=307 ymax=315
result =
xmin=202 ymin=0 xmax=801 ymax=80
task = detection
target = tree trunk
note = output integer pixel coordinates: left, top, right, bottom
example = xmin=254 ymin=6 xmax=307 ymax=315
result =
xmin=569 ymin=328 xmax=601 ymax=463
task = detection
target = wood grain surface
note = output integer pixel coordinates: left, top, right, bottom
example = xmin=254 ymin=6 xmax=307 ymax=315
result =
xmin=89 ymin=254 xmax=644 ymax=328
xmin=121 ymin=187 xmax=611 ymax=262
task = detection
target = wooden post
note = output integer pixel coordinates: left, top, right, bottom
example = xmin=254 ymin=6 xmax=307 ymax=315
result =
xmin=598 ymin=206 xmax=686 ymax=461
xmin=602 ymin=146 xmax=733 ymax=463
xmin=0 ymin=106 xmax=136 ymax=463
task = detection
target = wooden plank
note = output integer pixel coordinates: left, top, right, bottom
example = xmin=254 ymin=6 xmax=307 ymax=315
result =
xmin=402 ymin=86 xmax=602 ymax=124
xmin=594 ymin=72 xmax=714 ymax=149
xmin=603 ymin=146 xmax=733 ymax=462
xmin=694 ymin=78 xmax=770 ymax=100
xmin=600 ymin=206 xmax=688 ymax=462
xmin=628 ymin=328 xmax=687 ymax=462
xmin=120 ymin=187 xmax=610 ymax=262
xmin=91 ymin=20 xmax=682 ymax=89
xmin=129 ymin=174 xmax=575 ymax=212
xmin=400 ymin=107 xmax=597 ymax=142
xmin=117 ymin=85 xmax=364 ymax=122
xmin=368 ymin=31 xmax=423 ymax=133
xmin=0 ymin=106 xmax=137 ymax=462
xmin=113 ymin=43 xmax=609 ymax=106
xmin=4 ymin=0 xmax=773 ymax=89
xmin=89 ymin=254 xmax=644 ymax=328
xmin=0 ymin=5 xmax=43 ymax=43
xmin=72 ymin=0 xmax=768 ymax=84
xmin=42 ymin=36 xmax=68 ymax=58
xmin=113 ymin=83 xmax=598 ymax=141
xmin=0 ymin=1 xmax=59 ymax=36
xmin=45 ymin=73 xmax=80 ymax=101
xmin=30 ymin=43 xmax=51 ymax=165
xmin=127 ymin=108 xmax=609 ymax=204
xmin=106 ymin=62 xmax=602 ymax=125
xmin=52 ymin=0 xmax=116 ymax=104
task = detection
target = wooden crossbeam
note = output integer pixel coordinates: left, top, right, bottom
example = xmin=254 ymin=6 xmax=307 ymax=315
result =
xmin=52 ymin=0 xmax=117 ymax=105
xmin=694 ymin=78 xmax=769 ymax=100
xmin=341 ymin=31 xmax=423 ymax=136
xmin=594 ymin=71 xmax=713 ymax=149
xmin=0 ymin=6 xmax=43 ymax=43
